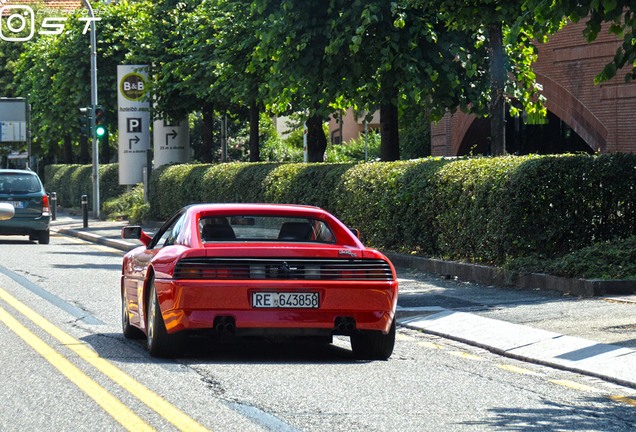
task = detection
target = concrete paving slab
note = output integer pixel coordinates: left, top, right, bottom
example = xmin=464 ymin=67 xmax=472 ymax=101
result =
xmin=400 ymin=310 xmax=561 ymax=353
xmin=399 ymin=310 xmax=636 ymax=389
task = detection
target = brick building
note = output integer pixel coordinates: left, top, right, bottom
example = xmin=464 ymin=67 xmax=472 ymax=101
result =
xmin=2 ymin=0 xmax=82 ymax=10
xmin=431 ymin=21 xmax=636 ymax=156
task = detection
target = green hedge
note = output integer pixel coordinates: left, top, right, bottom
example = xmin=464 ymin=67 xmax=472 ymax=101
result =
xmin=149 ymin=154 xmax=636 ymax=265
xmin=47 ymin=154 xmax=636 ymax=268
xmin=44 ymin=164 xmax=127 ymax=210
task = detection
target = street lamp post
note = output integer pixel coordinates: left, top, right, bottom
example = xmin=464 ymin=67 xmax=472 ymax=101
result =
xmin=83 ymin=0 xmax=100 ymax=219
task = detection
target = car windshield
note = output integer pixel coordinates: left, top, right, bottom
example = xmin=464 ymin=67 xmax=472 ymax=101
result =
xmin=200 ymin=215 xmax=336 ymax=243
xmin=0 ymin=174 xmax=40 ymax=194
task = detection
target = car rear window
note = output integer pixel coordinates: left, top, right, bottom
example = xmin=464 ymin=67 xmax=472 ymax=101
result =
xmin=0 ymin=173 xmax=41 ymax=194
xmin=199 ymin=215 xmax=336 ymax=243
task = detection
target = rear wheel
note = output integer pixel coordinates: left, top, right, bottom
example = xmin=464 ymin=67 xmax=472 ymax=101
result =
xmin=37 ymin=229 xmax=50 ymax=244
xmin=350 ymin=318 xmax=396 ymax=360
xmin=146 ymin=281 xmax=175 ymax=357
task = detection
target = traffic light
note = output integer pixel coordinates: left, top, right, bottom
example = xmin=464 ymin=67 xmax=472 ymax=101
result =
xmin=78 ymin=106 xmax=91 ymax=137
xmin=94 ymin=105 xmax=107 ymax=138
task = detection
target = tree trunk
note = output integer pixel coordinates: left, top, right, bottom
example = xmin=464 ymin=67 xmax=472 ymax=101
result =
xmin=199 ymin=105 xmax=214 ymax=163
xmin=306 ymin=114 xmax=327 ymax=162
xmin=249 ymin=103 xmax=260 ymax=162
xmin=488 ymin=23 xmax=506 ymax=156
xmin=100 ymin=132 xmax=111 ymax=164
xmin=380 ymin=101 xmax=400 ymax=161
xmin=79 ymin=134 xmax=90 ymax=164
xmin=63 ymin=134 xmax=74 ymax=163
xmin=380 ymin=71 xmax=400 ymax=161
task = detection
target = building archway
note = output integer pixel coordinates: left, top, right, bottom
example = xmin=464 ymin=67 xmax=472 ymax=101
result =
xmin=454 ymin=74 xmax=605 ymax=156
xmin=456 ymin=111 xmax=594 ymax=156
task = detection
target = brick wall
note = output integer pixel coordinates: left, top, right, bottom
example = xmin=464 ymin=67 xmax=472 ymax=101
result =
xmin=431 ymin=20 xmax=636 ymax=156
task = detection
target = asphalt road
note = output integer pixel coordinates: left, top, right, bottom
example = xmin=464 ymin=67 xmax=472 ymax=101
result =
xmin=1 ymin=231 xmax=636 ymax=431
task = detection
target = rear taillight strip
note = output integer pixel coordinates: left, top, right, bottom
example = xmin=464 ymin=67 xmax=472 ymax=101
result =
xmin=173 ymin=258 xmax=393 ymax=281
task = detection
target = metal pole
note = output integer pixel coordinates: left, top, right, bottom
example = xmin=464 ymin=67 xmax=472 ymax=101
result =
xmin=81 ymin=195 xmax=89 ymax=228
xmin=221 ymin=114 xmax=228 ymax=162
xmin=50 ymin=192 xmax=57 ymax=221
xmin=26 ymin=97 xmax=32 ymax=169
xmin=83 ymin=0 xmax=100 ymax=219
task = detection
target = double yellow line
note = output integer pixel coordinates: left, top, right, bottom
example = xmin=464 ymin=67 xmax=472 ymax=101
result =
xmin=0 ymin=286 xmax=210 ymax=432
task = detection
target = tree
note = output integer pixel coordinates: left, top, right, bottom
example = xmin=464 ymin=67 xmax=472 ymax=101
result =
xmin=140 ymin=0 xmax=222 ymax=162
xmin=15 ymin=14 xmax=89 ymax=163
xmin=248 ymin=0 xmax=347 ymax=162
xmin=214 ymin=0 xmax=269 ymax=162
xmin=13 ymin=1 xmax=153 ymax=163
xmin=331 ymin=1 xmax=490 ymax=160
xmin=400 ymin=0 xmax=549 ymax=156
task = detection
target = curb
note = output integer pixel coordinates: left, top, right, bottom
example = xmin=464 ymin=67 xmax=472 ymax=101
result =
xmin=386 ymin=253 xmax=636 ymax=297
xmin=55 ymin=227 xmax=136 ymax=253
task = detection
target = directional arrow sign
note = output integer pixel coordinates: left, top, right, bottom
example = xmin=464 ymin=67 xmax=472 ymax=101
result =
xmin=165 ymin=129 xmax=178 ymax=147
xmin=153 ymin=118 xmax=190 ymax=168
xmin=129 ymin=135 xmax=141 ymax=149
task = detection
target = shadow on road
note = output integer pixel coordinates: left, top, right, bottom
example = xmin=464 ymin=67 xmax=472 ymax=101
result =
xmin=81 ymin=332 xmax=365 ymax=365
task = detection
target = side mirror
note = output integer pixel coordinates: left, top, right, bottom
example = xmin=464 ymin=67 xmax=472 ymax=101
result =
xmin=348 ymin=227 xmax=360 ymax=239
xmin=0 ymin=203 xmax=15 ymax=221
xmin=121 ymin=225 xmax=153 ymax=247
xmin=121 ymin=226 xmax=142 ymax=240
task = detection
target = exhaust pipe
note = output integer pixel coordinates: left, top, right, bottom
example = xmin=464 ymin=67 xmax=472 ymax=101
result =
xmin=334 ymin=317 xmax=356 ymax=334
xmin=213 ymin=316 xmax=236 ymax=334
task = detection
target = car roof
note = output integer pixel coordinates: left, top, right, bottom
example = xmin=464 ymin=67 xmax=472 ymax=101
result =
xmin=0 ymin=169 xmax=38 ymax=176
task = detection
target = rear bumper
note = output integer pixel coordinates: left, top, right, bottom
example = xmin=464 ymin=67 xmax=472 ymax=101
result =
xmin=154 ymin=278 xmax=398 ymax=335
xmin=0 ymin=216 xmax=50 ymax=235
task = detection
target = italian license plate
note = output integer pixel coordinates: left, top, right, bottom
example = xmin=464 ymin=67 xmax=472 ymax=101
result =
xmin=252 ymin=292 xmax=319 ymax=309
xmin=8 ymin=201 xmax=25 ymax=209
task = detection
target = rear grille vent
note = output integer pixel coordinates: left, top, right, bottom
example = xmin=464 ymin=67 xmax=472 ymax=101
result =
xmin=173 ymin=258 xmax=393 ymax=281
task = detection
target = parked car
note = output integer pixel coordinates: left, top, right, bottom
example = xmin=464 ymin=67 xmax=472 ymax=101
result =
xmin=121 ymin=203 xmax=398 ymax=360
xmin=0 ymin=169 xmax=50 ymax=244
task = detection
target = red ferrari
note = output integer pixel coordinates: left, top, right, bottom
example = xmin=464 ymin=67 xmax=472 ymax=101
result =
xmin=121 ymin=203 xmax=398 ymax=359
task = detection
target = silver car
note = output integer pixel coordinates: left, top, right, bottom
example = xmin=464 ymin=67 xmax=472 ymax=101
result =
xmin=0 ymin=169 xmax=50 ymax=244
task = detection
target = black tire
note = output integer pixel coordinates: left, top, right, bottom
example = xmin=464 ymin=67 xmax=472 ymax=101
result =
xmin=38 ymin=229 xmax=50 ymax=244
xmin=146 ymin=281 xmax=174 ymax=357
xmin=122 ymin=291 xmax=145 ymax=340
xmin=350 ymin=318 xmax=396 ymax=360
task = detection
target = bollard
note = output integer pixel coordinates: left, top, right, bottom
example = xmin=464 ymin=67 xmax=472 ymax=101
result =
xmin=81 ymin=194 xmax=88 ymax=228
xmin=50 ymin=192 xmax=57 ymax=221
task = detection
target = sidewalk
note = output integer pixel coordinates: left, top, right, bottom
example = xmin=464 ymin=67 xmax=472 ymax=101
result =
xmin=51 ymin=212 xmax=636 ymax=389
xmin=50 ymin=212 xmax=147 ymax=252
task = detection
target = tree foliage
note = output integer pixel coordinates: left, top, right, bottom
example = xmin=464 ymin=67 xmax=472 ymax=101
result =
xmin=3 ymin=0 xmax=636 ymax=164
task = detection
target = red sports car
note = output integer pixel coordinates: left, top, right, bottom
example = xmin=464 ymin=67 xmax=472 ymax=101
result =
xmin=121 ymin=203 xmax=398 ymax=359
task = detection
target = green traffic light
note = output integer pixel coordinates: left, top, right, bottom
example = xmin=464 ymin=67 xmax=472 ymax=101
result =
xmin=95 ymin=125 xmax=107 ymax=138
xmin=94 ymin=106 xmax=107 ymax=138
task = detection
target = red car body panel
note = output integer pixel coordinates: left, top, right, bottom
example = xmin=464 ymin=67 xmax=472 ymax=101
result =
xmin=121 ymin=204 xmax=398 ymax=338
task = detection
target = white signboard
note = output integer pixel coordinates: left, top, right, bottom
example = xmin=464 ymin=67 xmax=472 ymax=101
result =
xmin=0 ymin=121 xmax=26 ymax=142
xmin=0 ymin=99 xmax=28 ymax=143
xmin=117 ymin=65 xmax=150 ymax=185
xmin=153 ymin=117 xmax=190 ymax=168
